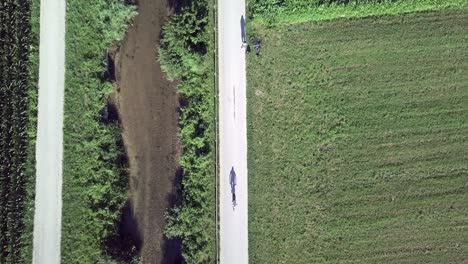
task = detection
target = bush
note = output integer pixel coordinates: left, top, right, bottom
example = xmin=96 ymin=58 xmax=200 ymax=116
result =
xmin=159 ymin=2 xmax=209 ymax=80
xmin=60 ymin=0 xmax=137 ymax=262
xmin=159 ymin=0 xmax=216 ymax=263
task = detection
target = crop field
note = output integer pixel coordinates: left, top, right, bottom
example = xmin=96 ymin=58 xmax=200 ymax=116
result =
xmin=0 ymin=0 xmax=33 ymax=262
xmin=247 ymin=10 xmax=468 ymax=263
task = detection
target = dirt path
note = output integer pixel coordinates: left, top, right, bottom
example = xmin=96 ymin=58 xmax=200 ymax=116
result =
xmin=113 ymin=0 xmax=181 ymax=262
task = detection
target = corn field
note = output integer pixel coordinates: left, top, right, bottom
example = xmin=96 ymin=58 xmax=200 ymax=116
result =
xmin=0 ymin=0 xmax=31 ymax=262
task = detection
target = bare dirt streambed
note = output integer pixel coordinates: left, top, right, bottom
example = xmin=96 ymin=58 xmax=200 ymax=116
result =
xmin=112 ymin=0 xmax=182 ymax=262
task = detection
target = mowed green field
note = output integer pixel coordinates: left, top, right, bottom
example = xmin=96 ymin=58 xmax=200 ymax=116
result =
xmin=247 ymin=11 xmax=468 ymax=263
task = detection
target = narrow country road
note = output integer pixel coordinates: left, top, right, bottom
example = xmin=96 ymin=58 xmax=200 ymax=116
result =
xmin=32 ymin=0 xmax=66 ymax=263
xmin=218 ymin=0 xmax=248 ymax=263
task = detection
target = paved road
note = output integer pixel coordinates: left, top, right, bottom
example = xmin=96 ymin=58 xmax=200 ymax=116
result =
xmin=218 ymin=0 xmax=248 ymax=263
xmin=32 ymin=0 xmax=65 ymax=263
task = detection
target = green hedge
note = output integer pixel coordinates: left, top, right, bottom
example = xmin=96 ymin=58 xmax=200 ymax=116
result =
xmin=159 ymin=0 xmax=216 ymax=263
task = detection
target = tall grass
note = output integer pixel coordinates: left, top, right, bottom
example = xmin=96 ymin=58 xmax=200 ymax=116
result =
xmin=19 ymin=0 xmax=40 ymax=261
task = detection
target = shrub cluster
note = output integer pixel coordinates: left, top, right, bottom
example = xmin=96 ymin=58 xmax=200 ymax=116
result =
xmin=159 ymin=0 xmax=216 ymax=263
xmin=0 ymin=0 xmax=32 ymax=262
xmin=59 ymin=0 xmax=137 ymax=263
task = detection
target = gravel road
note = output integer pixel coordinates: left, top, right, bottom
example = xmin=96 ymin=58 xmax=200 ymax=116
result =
xmin=218 ymin=0 xmax=248 ymax=262
xmin=32 ymin=0 xmax=65 ymax=262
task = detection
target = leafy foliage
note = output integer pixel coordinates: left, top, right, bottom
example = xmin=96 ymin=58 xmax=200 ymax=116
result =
xmin=247 ymin=10 xmax=468 ymax=263
xmin=159 ymin=0 xmax=216 ymax=263
xmin=60 ymin=0 xmax=136 ymax=263
xmin=159 ymin=1 xmax=209 ymax=80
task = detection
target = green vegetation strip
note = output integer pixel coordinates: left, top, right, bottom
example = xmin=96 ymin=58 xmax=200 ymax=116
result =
xmin=248 ymin=10 xmax=468 ymax=263
xmin=0 ymin=0 xmax=33 ymax=262
xmin=249 ymin=0 xmax=468 ymax=25
xmin=159 ymin=0 xmax=216 ymax=263
xmin=60 ymin=1 xmax=136 ymax=263
xmin=20 ymin=0 xmax=40 ymax=261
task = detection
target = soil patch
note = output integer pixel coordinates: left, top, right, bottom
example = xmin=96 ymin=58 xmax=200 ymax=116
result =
xmin=113 ymin=0 xmax=182 ymax=263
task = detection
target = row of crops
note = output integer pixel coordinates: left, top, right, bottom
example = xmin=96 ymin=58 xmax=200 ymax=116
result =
xmin=0 ymin=0 xmax=32 ymax=262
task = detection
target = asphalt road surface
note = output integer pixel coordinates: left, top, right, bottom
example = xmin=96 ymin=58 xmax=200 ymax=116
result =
xmin=218 ymin=0 xmax=248 ymax=263
xmin=32 ymin=0 xmax=65 ymax=263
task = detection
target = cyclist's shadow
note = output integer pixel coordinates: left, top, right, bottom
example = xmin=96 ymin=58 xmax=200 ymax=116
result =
xmin=229 ymin=166 xmax=237 ymax=208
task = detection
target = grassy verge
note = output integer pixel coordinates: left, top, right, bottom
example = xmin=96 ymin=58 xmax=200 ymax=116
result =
xmin=60 ymin=1 xmax=136 ymax=263
xmin=248 ymin=0 xmax=468 ymax=25
xmin=247 ymin=10 xmax=468 ymax=263
xmin=159 ymin=0 xmax=216 ymax=262
xmin=20 ymin=0 xmax=40 ymax=261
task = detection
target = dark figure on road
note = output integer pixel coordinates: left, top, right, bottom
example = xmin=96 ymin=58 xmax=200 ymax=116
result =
xmin=240 ymin=15 xmax=246 ymax=47
xmin=229 ymin=167 xmax=237 ymax=206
